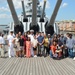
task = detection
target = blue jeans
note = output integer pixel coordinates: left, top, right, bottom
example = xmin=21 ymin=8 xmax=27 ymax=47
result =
xmin=68 ymin=48 xmax=74 ymax=58
xmin=50 ymin=50 xmax=53 ymax=58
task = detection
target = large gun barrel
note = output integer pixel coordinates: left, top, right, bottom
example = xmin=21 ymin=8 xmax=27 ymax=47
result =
xmin=49 ymin=0 xmax=62 ymax=25
xmin=45 ymin=0 xmax=62 ymax=35
xmin=7 ymin=0 xmax=20 ymax=25
xmin=7 ymin=0 xmax=24 ymax=34
xmin=40 ymin=0 xmax=46 ymax=22
xmin=21 ymin=0 xmax=28 ymax=22
xmin=32 ymin=0 xmax=37 ymax=26
xmin=30 ymin=0 xmax=39 ymax=34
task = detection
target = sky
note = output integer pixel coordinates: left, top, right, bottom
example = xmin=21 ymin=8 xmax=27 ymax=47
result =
xmin=0 ymin=0 xmax=75 ymax=25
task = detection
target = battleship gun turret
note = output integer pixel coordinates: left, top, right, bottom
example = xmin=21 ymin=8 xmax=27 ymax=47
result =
xmin=7 ymin=0 xmax=24 ymax=34
xmin=40 ymin=0 xmax=46 ymax=22
xmin=30 ymin=0 xmax=39 ymax=34
xmin=21 ymin=0 xmax=28 ymax=22
xmin=7 ymin=0 xmax=62 ymax=35
xmin=45 ymin=0 xmax=62 ymax=35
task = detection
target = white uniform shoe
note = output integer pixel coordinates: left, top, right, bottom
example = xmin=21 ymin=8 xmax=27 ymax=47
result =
xmin=9 ymin=56 xmax=11 ymax=58
xmin=73 ymin=57 xmax=75 ymax=60
xmin=34 ymin=55 xmax=37 ymax=57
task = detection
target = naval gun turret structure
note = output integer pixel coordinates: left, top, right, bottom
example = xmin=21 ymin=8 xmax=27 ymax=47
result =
xmin=7 ymin=0 xmax=62 ymax=35
xmin=45 ymin=0 xmax=62 ymax=35
xmin=30 ymin=0 xmax=39 ymax=34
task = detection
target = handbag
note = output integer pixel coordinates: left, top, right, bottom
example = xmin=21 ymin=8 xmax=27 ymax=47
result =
xmin=14 ymin=44 xmax=17 ymax=48
xmin=53 ymin=53 xmax=58 ymax=58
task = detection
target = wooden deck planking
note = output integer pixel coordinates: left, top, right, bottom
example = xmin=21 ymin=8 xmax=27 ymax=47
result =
xmin=16 ymin=58 xmax=25 ymax=75
xmin=23 ymin=58 xmax=29 ymax=75
xmin=32 ymin=58 xmax=35 ymax=75
xmin=43 ymin=58 xmax=52 ymax=75
xmin=29 ymin=58 xmax=32 ymax=75
xmin=20 ymin=58 xmax=27 ymax=75
xmin=48 ymin=58 xmax=66 ymax=75
xmin=10 ymin=58 xmax=20 ymax=75
xmin=26 ymin=58 xmax=30 ymax=75
xmin=66 ymin=58 xmax=75 ymax=68
xmin=35 ymin=57 xmax=39 ymax=75
xmin=60 ymin=58 xmax=75 ymax=74
xmin=58 ymin=58 xmax=73 ymax=75
xmin=0 ymin=58 xmax=14 ymax=75
xmin=46 ymin=57 xmax=71 ymax=75
xmin=0 ymin=57 xmax=75 ymax=75
xmin=38 ymin=57 xmax=43 ymax=75
xmin=49 ymin=59 xmax=61 ymax=75
xmin=45 ymin=57 xmax=59 ymax=75
xmin=4 ymin=58 xmax=18 ymax=75
xmin=53 ymin=59 xmax=68 ymax=75
xmin=0 ymin=58 xmax=12 ymax=74
xmin=40 ymin=58 xmax=47 ymax=75
xmin=0 ymin=59 xmax=6 ymax=66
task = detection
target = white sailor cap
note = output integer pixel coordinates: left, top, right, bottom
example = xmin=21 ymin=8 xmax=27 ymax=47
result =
xmin=48 ymin=34 xmax=50 ymax=35
xmin=30 ymin=30 xmax=34 ymax=32
xmin=10 ymin=30 xmax=13 ymax=33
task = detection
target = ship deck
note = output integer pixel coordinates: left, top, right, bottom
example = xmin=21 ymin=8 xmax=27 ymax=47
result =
xmin=0 ymin=57 xmax=75 ymax=75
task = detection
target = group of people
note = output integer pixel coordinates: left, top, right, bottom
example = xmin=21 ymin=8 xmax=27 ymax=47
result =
xmin=7 ymin=30 xmax=46 ymax=58
xmin=0 ymin=30 xmax=75 ymax=60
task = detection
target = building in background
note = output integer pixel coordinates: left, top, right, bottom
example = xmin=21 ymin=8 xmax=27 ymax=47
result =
xmin=55 ymin=20 xmax=75 ymax=35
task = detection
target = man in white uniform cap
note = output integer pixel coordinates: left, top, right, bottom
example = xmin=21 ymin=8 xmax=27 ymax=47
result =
xmin=7 ymin=30 xmax=15 ymax=58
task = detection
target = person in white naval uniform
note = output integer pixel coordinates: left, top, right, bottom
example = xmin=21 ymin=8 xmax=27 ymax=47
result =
xmin=7 ymin=31 xmax=15 ymax=58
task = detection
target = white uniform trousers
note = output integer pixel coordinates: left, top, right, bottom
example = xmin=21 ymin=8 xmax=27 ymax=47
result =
xmin=8 ymin=43 xmax=15 ymax=57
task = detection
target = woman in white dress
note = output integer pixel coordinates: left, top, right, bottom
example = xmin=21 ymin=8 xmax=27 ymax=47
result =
xmin=13 ymin=34 xmax=19 ymax=57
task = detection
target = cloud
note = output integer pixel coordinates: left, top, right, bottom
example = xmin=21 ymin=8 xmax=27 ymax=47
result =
xmin=6 ymin=0 xmax=50 ymax=10
xmin=0 ymin=0 xmax=9 ymax=12
xmin=0 ymin=7 xmax=9 ymax=12
xmin=61 ymin=3 xmax=68 ymax=8
xmin=0 ymin=14 xmax=11 ymax=19
xmin=12 ymin=0 xmax=28 ymax=9
xmin=40 ymin=0 xmax=50 ymax=9
xmin=13 ymin=0 xmax=22 ymax=9
xmin=6 ymin=0 xmax=27 ymax=10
